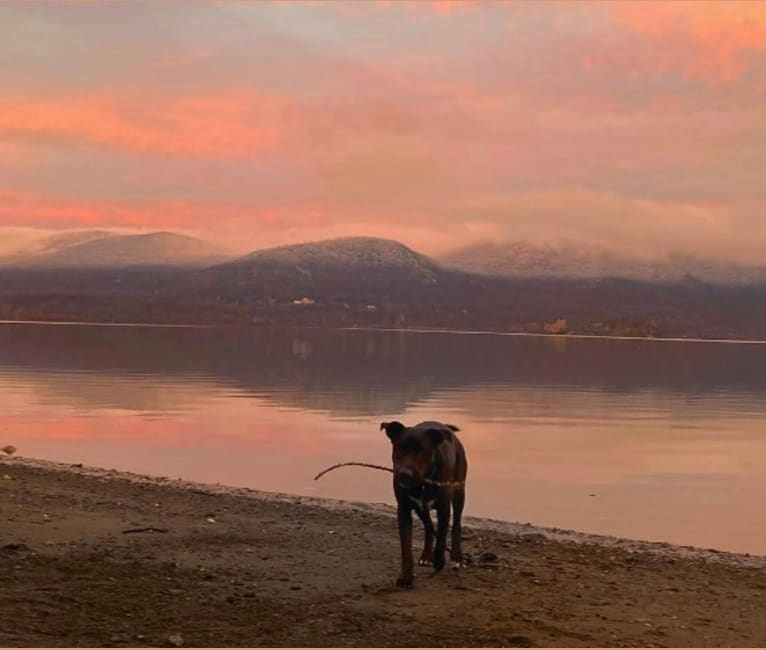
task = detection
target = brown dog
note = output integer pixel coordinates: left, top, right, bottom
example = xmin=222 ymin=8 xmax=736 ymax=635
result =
xmin=381 ymin=420 xmax=468 ymax=589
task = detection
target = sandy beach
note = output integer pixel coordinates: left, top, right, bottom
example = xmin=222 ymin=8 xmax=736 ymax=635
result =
xmin=2 ymin=457 xmax=765 ymax=648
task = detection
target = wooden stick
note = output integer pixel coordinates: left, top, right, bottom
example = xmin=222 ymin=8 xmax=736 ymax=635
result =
xmin=313 ymin=462 xmax=464 ymax=488
xmin=314 ymin=462 xmax=393 ymax=481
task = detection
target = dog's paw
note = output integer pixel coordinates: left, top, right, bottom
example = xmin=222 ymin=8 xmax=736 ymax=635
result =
xmin=396 ymin=575 xmax=414 ymax=589
xmin=418 ymin=555 xmax=433 ymax=567
xmin=450 ymin=560 xmax=467 ymax=570
xmin=433 ymin=555 xmax=446 ymax=573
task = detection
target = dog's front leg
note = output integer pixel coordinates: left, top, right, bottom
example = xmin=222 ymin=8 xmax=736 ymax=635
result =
xmin=415 ymin=506 xmax=435 ymax=566
xmin=433 ymin=496 xmax=451 ymax=573
xmin=396 ymin=501 xmax=414 ymax=589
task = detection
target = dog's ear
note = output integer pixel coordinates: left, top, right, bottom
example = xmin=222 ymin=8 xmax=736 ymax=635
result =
xmin=381 ymin=421 xmax=405 ymax=441
xmin=446 ymin=424 xmax=460 ymax=432
xmin=426 ymin=427 xmax=445 ymax=446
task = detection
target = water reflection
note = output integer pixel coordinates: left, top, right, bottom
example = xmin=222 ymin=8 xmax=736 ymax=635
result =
xmin=1 ymin=323 xmax=766 ymax=554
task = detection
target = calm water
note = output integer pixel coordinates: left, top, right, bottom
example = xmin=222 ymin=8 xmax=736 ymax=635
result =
xmin=2 ymin=322 xmax=766 ymax=554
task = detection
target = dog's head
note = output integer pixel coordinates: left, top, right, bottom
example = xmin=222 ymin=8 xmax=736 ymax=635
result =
xmin=381 ymin=421 xmax=458 ymax=489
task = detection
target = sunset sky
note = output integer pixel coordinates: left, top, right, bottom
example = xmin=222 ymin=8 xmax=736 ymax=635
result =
xmin=1 ymin=1 xmax=765 ymax=260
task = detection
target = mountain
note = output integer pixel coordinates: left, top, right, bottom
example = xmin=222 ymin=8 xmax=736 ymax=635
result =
xmin=440 ymin=241 xmax=766 ymax=285
xmin=233 ymin=236 xmax=440 ymax=276
xmin=0 ymin=228 xmax=119 ymax=266
xmin=3 ymin=234 xmax=766 ymax=339
xmin=30 ymin=230 xmax=115 ymax=255
xmin=193 ymin=237 xmax=450 ymax=303
xmin=6 ymin=231 xmax=227 ymax=268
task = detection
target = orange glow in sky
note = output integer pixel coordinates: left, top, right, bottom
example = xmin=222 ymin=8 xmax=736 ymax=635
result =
xmin=1 ymin=1 xmax=764 ymax=259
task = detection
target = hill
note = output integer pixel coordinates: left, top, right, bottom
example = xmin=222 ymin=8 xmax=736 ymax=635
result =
xmin=2 ymin=235 xmax=766 ymax=339
xmin=191 ymin=237 xmax=449 ymax=304
xmin=440 ymin=241 xmax=766 ymax=285
xmin=9 ymin=231 xmax=226 ymax=268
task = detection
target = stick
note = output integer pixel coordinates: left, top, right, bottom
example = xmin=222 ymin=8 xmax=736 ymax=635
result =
xmin=314 ymin=462 xmax=393 ymax=481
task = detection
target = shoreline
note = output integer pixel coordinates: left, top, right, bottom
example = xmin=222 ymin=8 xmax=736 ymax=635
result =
xmin=3 ymin=318 xmax=766 ymax=345
xmin=0 ymin=319 xmax=214 ymax=329
xmin=3 ymin=456 xmax=766 ymax=647
xmin=337 ymin=325 xmax=766 ymax=346
xmin=8 ymin=455 xmax=766 ymax=569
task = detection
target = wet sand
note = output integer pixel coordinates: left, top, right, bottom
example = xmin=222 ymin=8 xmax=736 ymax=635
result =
xmin=2 ymin=457 xmax=765 ymax=647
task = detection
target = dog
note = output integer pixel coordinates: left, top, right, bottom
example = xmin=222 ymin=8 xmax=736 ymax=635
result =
xmin=380 ymin=420 xmax=468 ymax=589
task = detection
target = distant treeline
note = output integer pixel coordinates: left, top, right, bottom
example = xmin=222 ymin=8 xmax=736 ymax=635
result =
xmin=2 ymin=264 xmax=766 ymax=340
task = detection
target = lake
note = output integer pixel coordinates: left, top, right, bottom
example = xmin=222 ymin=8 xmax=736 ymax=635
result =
xmin=2 ymin=322 xmax=766 ymax=555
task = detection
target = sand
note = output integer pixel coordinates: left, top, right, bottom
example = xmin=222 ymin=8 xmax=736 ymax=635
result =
xmin=2 ymin=457 xmax=766 ymax=648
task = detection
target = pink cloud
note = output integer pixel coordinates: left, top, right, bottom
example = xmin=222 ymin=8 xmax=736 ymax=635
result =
xmin=430 ymin=1 xmax=476 ymax=15
xmin=614 ymin=2 xmax=766 ymax=83
xmin=0 ymin=91 xmax=284 ymax=159
xmin=0 ymin=2 xmax=764 ymax=263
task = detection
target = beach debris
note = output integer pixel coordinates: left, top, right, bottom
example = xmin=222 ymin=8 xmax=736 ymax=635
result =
xmin=508 ymin=634 xmax=535 ymax=647
xmin=167 ymin=633 xmax=184 ymax=647
xmin=122 ymin=527 xmax=169 ymax=535
xmin=1 ymin=543 xmax=29 ymax=554
xmin=1 ymin=445 xmax=16 ymax=457
xmin=2 ymin=474 xmax=12 ymax=480
xmin=477 ymin=551 xmax=499 ymax=565
xmin=42 ymin=514 xmax=51 ymax=522
xmin=205 ymin=517 xmax=216 ymax=524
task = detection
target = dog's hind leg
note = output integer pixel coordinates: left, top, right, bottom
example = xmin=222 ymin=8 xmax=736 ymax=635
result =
xmin=433 ymin=498 xmax=451 ymax=573
xmin=415 ymin=506 xmax=435 ymax=566
xmin=451 ymin=488 xmax=466 ymax=569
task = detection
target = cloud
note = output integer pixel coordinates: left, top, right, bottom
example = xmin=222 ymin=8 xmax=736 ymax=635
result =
xmin=0 ymin=91 xmax=283 ymax=159
xmin=451 ymin=187 xmax=766 ymax=263
xmin=429 ymin=1 xmax=476 ymax=15
xmin=0 ymin=2 xmax=764 ymax=263
xmin=615 ymin=2 xmax=766 ymax=83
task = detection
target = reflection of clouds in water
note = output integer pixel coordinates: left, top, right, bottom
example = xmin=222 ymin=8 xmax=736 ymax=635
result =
xmin=0 ymin=369 xmax=217 ymax=414
xmin=420 ymin=384 xmax=766 ymax=429
xmin=3 ymin=362 xmax=766 ymax=427
xmin=407 ymin=399 xmax=766 ymax=481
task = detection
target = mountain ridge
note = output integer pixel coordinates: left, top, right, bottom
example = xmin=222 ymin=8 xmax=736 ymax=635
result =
xmin=440 ymin=240 xmax=766 ymax=285
xmin=1 ymin=231 xmax=227 ymax=269
xmin=2 ymin=232 xmax=766 ymax=339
